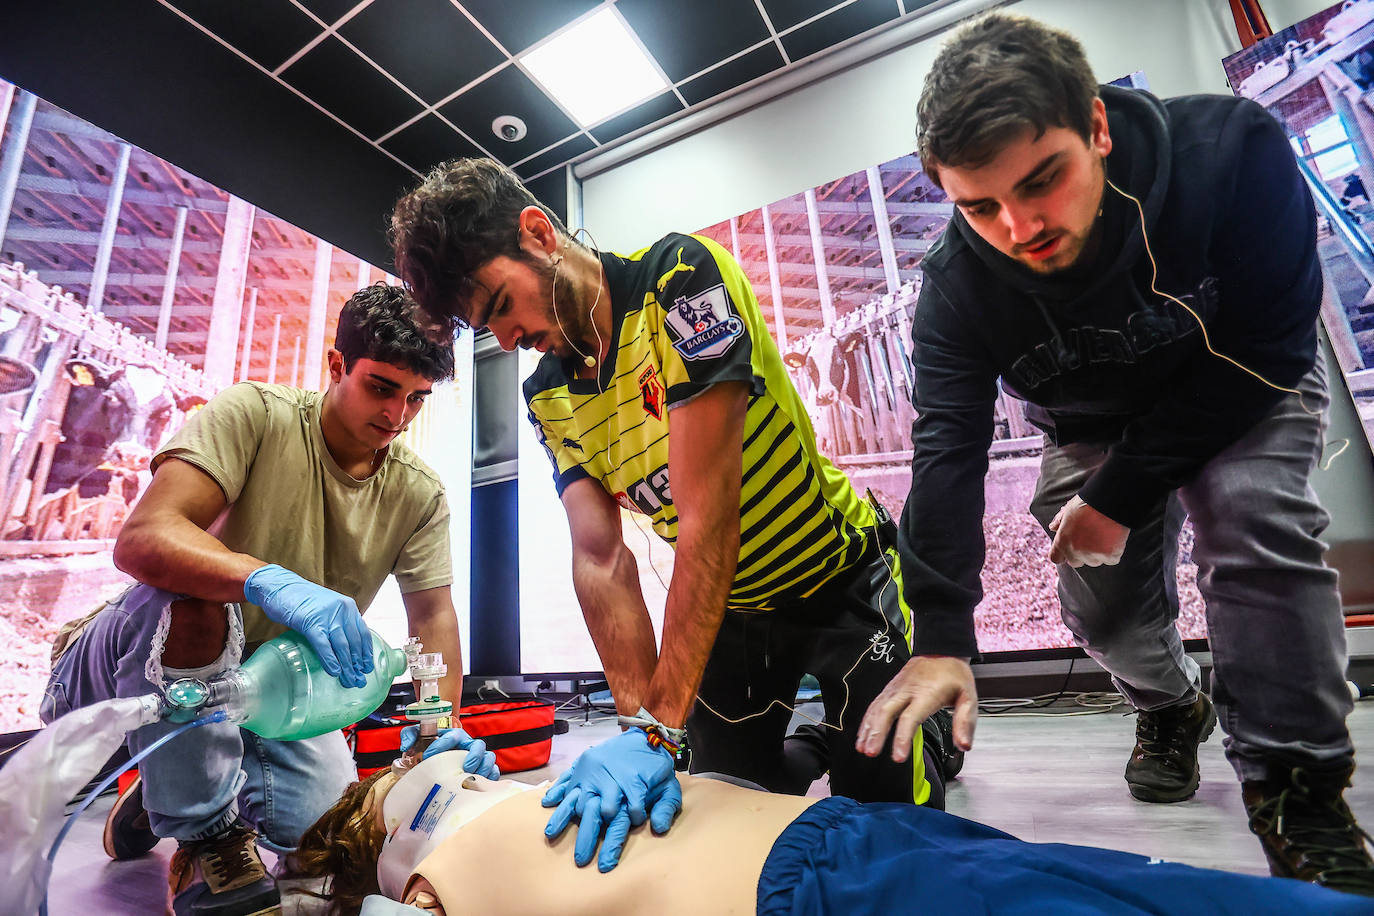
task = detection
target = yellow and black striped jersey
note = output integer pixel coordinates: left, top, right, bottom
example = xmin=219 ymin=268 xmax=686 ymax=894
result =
xmin=523 ymin=233 xmax=878 ymax=610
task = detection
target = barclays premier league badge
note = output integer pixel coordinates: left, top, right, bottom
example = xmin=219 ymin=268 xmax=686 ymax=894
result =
xmin=665 ymin=284 xmax=744 ymax=360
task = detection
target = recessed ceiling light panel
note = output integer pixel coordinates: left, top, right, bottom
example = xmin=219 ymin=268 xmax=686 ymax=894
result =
xmin=518 ymin=8 xmax=668 ymax=128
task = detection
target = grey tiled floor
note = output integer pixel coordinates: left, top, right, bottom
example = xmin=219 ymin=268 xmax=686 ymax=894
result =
xmin=38 ymin=702 xmax=1374 ymax=913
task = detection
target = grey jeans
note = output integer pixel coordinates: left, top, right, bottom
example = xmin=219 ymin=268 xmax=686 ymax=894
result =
xmin=1029 ymin=359 xmax=1354 ymax=783
xmin=41 ymin=583 xmax=358 ymax=851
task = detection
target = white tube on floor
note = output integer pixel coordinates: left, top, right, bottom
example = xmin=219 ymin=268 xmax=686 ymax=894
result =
xmin=0 ymin=694 xmax=161 ymax=916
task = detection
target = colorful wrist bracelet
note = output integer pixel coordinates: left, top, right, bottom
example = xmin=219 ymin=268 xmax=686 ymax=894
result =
xmin=618 ymin=706 xmax=687 ymax=754
xmin=642 ymin=728 xmax=682 ymax=755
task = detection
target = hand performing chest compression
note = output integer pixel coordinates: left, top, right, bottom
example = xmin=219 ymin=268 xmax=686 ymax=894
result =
xmin=540 ymin=727 xmax=682 ymax=872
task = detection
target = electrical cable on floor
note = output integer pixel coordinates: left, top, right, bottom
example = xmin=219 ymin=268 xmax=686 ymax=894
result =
xmin=0 ymin=736 xmax=33 ymax=760
xmin=979 ymin=688 xmax=1126 ymax=717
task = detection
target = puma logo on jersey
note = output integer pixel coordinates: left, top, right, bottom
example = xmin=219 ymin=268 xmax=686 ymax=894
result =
xmin=656 ymin=246 xmax=696 ymax=293
xmin=562 ymin=437 xmax=582 ymax=451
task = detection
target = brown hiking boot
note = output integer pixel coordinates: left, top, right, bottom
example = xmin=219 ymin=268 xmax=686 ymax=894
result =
xmin=103 ymin=772 xmax=161 ymax=860
xmin=166 ymin=819 xmax=281 ymax=915
xmin=1244 ymin=766 xmax=1374 ymax=897
xmin=1124 ymin=693 xmax=1217 ymax=802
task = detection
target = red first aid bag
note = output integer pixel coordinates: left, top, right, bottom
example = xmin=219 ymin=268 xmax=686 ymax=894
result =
xmin=347 ymin=694 xmax=559 ymax=777
xmin=458 ymin=698 xmax=557 ymax=773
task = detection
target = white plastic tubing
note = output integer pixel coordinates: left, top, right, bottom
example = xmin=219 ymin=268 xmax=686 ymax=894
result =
xmin=0 ymin=694 xmax=161 ymax=916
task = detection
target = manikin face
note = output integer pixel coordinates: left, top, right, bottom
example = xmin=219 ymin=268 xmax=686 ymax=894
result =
xmin=326 ymin=354 xmax=433 ymax=452
xmin=937 ymin=98 xmax=1113 ymax=275
xmin=466 ymin=208 xmax=596 ymax=359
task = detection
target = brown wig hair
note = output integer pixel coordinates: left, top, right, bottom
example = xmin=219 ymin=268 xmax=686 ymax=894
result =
xmin=281 ymin=768 xmax=391 ymax=916
xmin=389 ymin=156 xmax=573 ymax=337
xmin=916 ymin=12 xmax=1098 ymax=186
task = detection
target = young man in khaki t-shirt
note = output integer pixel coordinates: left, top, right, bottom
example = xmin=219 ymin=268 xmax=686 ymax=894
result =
xmin=43 ymin=285 xmax=481 ymax=916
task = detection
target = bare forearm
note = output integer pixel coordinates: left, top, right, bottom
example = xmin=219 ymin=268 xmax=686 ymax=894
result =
xmin=642 ymin=523 xmax=738 ymax=727
xmin=409 ymin=609 xmax=464 ymax=709
xmin=573 ymin=544 xmax=658 ymax=716
xmin=113 ymin=513 xmax=263 ymax=602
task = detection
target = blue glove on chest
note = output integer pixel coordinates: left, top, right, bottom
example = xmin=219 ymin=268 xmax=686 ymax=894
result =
xmin=541 ymin=728 xmax=681 ymax=872
xmin=244 ymin=564 xmax=373 ymax=688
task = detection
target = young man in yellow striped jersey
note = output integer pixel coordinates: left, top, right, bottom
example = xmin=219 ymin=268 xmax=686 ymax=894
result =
xmin=391 ymin=158 xmax=942 ymax=872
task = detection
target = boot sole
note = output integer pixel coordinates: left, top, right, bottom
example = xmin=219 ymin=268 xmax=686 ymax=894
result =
xmin=103 ymin=775 xmax=160 ymax=860
xmin=1126 ymin=702 xmax=1219 ymax=804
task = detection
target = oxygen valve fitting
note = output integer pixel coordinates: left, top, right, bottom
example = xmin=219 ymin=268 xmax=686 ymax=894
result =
xmin=394 ymin=638 xmax=453 ymax=770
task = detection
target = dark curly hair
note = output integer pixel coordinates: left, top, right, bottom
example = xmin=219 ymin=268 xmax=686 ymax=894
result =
xmin=335 ymin=282 xmax=455 ymax=382
xmin=389 ymin=157 xmax=573 ymax=337
xmin=280 ymin=768 xmax=391 ymax=916
xmin=916 ymin=12 xmax=1098 ymax=186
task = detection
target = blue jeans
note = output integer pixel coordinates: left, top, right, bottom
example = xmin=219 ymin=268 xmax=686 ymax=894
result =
xmin=41 ymin=584 xmax=358 ymax=851
xmin=1029 ymin=359 xmax=1353 ymax=783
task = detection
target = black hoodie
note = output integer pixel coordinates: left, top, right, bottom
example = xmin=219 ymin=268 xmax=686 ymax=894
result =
xmin=900 ymin=85 xmax=1321 ymax=659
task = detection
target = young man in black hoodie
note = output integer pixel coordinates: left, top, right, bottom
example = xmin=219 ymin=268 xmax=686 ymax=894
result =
xmin=853 ymin=12 xmax=1374 ymax=895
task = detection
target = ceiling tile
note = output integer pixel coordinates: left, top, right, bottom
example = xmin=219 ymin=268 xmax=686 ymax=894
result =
xmin=293 ymin=0 xmax=363 ymax=26
xmin=780 ymin=0 xmax=898 ymax=61
xmin=381 ymin=115 xmax=486 ymax=173
xmin=280 ymin=35 xmax=424 ymax=140
xmin=168 ymin=0 xmax=323 ymax=71
xmin=439 ymin=64 xmax=578 ymax=165
xmin=759 ymin=0 xmax=843 ymax=32
xmin=679 ymin=43 xmax=786 ymax=106
xmin=588 ymin=91 xmax=684 ymax=145
xmin=523 ymin=168 xmax=569 ymax=224
xmin=514 ymin=134 xmax=596 ymax=181
xmin=459 ymin=0 xmax=601 ymax=55
xmin=340 ymin=0 xmax=505 ymax=104
xmin=617 ymin=0 xmax=770 ymax=83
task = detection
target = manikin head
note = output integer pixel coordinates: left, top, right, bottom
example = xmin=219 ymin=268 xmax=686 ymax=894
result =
xmin=323 ymin=284 xmax=455 ymax=455
xmin=916 ymin=13 xmax=1111 ymax=274
xmin=287 ymin=759 xmax=533 ymax=916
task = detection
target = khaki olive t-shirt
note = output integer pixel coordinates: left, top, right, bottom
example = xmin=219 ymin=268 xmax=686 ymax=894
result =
xmin=153 ymin=382 xmax=452 ymax=645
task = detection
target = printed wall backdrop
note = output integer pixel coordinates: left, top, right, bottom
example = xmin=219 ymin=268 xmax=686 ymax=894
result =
xmin=0 ymin=79 xmax=473 ymax=732
xmin=1225 ymin=0 xmax=1374 ymax=453
xmin=517 ymin=75 xmax=1205 ymax=676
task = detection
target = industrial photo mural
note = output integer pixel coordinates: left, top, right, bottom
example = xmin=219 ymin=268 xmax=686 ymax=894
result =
xmin=1224 ymin=0 xmax=1374 ymax=452
xmin=517 ymin=72 xmax=1204 ymax=675
xmin=0 ymin=79 xmax=473 ymax=731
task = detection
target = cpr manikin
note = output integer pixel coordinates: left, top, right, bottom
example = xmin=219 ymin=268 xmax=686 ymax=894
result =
xmin=339 ymin=765 xmax=1369 ymax=916
xmin=375 ymin=754 xmax=542 ymax=900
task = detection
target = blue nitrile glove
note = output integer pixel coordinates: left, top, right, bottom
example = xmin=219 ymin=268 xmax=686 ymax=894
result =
xmin=244 ymin=564 xmax=373 ymax=688
xmin=587 ymin=773 xmax=682 ymax=873
xmin=399 ymin=725 xmax=500 ymax=780
xmin=541 ymin=728 xmax=678 ymax=872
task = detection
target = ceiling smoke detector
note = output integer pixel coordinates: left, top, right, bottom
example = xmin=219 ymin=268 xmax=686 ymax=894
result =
xmin=492 ymin=115 xmax=527 ymax=142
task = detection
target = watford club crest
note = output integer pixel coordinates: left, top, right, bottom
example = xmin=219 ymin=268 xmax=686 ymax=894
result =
xmin=639 ymin=364 xmax=665 ymax=420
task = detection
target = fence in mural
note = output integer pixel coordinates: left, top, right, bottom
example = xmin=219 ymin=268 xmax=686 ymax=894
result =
xmin=779 ymin=277 xmax=1038 ymax=470
xmin=0 ymin=260 xmax=215 ymax=554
